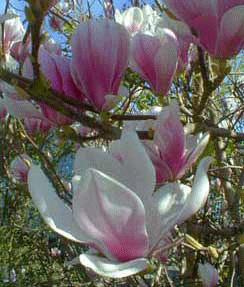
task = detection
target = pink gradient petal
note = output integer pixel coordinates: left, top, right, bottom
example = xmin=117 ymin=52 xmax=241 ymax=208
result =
xmin=71 ymin=19 xmax=130 ymax=111
xmin=130 ymin=29 xmax=178 ymax=96
xmin=73 ymin=168 xmax=149 ymax=261
xmin=216 ymin=5 xmax=244 ymax=58
xmin=165 ymin=0 xmax=244 ymax=58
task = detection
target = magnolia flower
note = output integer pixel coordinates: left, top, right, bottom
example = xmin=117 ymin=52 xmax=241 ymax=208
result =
xmin=198 ymin=262 xmax=219 ymax=287
xmin=11 ymin=154 xmax=32 ymax=182
xmin=0 ymin=14 xmax=25 ymax=62
xmin=115 ymin=5 xmax=158 ymax=34
xmin=165 ymin=0 xmax=244 ymax=58
xmin=23 ymin=46 xmax=83 ymax=126
xmin=115 ymin=7 xmax=144 ymax=34
xmin=10 ymin=34 xmax=31 ymax=65
xmin=130 ymin=29 xmax=178 ymax=96
xmin=70 ymin=19 xmax=130 ymax=111
xmin=23 ymin=118 xmax=53 ymax=135
xmin=0 ymin=81 xmax=45 ymax=120
xmin=143 ymin=104 xmax=210 ymax=184
xmin=28 ymin=130 xmax=211 ymax=278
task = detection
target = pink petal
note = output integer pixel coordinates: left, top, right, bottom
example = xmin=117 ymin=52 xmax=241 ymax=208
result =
xmin=130 ymin=30 xmax=178 ymax=96
xmin=216 ymin=5 xmax=244 ymax=58
xmin=71 ymin=19 xmax=130 ymax=111
xmin=73 ymin=168 xmax=149 ymax=261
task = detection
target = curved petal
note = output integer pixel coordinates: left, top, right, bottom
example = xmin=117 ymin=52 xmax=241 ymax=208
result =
xmin=159 ymin=157 xmax=212 ymax=236
xmin=154 ymin=182 xmax=191 ymax=232
xmin=28 ymin=165 xmax=90 ymax=243
xmin=181 ymin=133 xmax=210 ymax=178
xmin=154 ymin=103 xmax=185 ymax=162
xmin=111 ymin=130 xmax=156 ymax=202
xmin=73 ymin=168 xmax=149 ymax=261
xmin=78 ymin=254 xmax=148 ymax=278
xmin=216 ymin=5 xmax=244 ymax=58
xmin=177 ymin=156 xmax=212 ymax=223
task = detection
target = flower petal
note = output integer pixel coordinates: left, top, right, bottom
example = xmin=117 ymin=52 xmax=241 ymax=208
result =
xmin=154 ymin=182 xmax=191 ymax=231
xmin=28 ymin=165 xmax=90 ymax=243
xmin=181 ymin=132 xmax=210 ymax=178
xmin=73 ymin=168 xmax=149 ymax=261
xmin=216 ymin=5 xmax=244 ymax=58
xmin=78 ymin=254 xmax=148 ymax=278
xmin=159 ymin=157 xmax=212 ymax=235
xmin=177 ymin=156 xmax=212 ymax=223
xmin=111 ymin=130 xmax=156 ymax=201
xmin=74 ymin=147 xmax=123 ymax=179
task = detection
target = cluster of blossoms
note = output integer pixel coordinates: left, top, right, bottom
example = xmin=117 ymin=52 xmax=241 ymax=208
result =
xmin=2 ymin=0 xmax=244 ymax=284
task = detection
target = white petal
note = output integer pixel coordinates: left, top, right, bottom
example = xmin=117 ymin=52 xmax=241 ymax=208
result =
xmin=154 ymin=182 xmax=191 ymax=231
xmin=111 ymin=130 xmax=156 ymax=201
xmin=184 ymin=133 xmax=210 ymax=170
xmin=177 ymin=156 xmax=212 ymax=223
xmin=74 ymin=147 xmax=123 ymax=181
xmin=78 ymin=254 xmax=148 ymax=278
xmin=158 ymin=157 xmax=212 ymax=235
xmin=28 ymin=165 xmax=90 ymax=243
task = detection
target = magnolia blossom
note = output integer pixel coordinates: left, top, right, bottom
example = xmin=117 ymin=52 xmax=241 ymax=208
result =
xmin=143 ymin=104 xmax=210 ymax=184
xmin=70 ymin=19 xmax=130 ymax=111
xmin=10 ymin=34 xmax=31 ymax=65
xmin=165 ymin=0 xmax=244 ymax=58
xmin=28 ymin=130 xmax=211 ymax=278
xmin=198 ymin=262 xmax=219 ymax=287
xmin=23 ymin=118 xmax=53 ymax=135
xmin=0 ymin=14 xmax=24 ymax=62
xmin=23 ymin=46 xmax=83 ymax=126
xmin=11 ymin=154 xmax=32 ymax=182
xmin=130 ymin=29 xmax=178 ymax=96
xmin=115 ymin=5 xmax=158 ymax=34
xmin=0 ymin=81 xmax=45 ymax=119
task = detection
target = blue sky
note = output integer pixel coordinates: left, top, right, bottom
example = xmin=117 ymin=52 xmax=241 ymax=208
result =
xmin=0 ymin=0 xmax=156 ymax=17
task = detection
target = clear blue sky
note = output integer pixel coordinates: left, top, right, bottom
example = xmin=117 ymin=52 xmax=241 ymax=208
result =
xmin=0 ymin=0 xmax=156 ymax=17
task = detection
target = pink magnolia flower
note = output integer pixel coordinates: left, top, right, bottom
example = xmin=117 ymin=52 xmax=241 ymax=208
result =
xmin=28 ymin=129 xmax=211 ymax=278
xmin=198 ymin=262 xmax=219 ymax=287
xmin=143 ymin=104 xmax=210 ymax=184
xmin=23 ymin=46 xmax=84 ymax=126
xmin=0 ymin=14 xmax=25 ymax=61
xmin=10 ymin=34 xmax=31 ymax=65
xmin=165 ymin=0 xmax=244 ymax=58
xmin=23 ymin=118 xmax=53 ymax=135
xmin=70 ymin=19 xmax=130 ymax=111
xmin=10 ymin=154 xmax=32 ymax=182
xmin=130 ymin=29 xmax=178 ymax=96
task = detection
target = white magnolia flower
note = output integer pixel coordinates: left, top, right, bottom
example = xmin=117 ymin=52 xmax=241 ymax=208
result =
xmin=28 ymin=130 xmax=212 ymax=278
